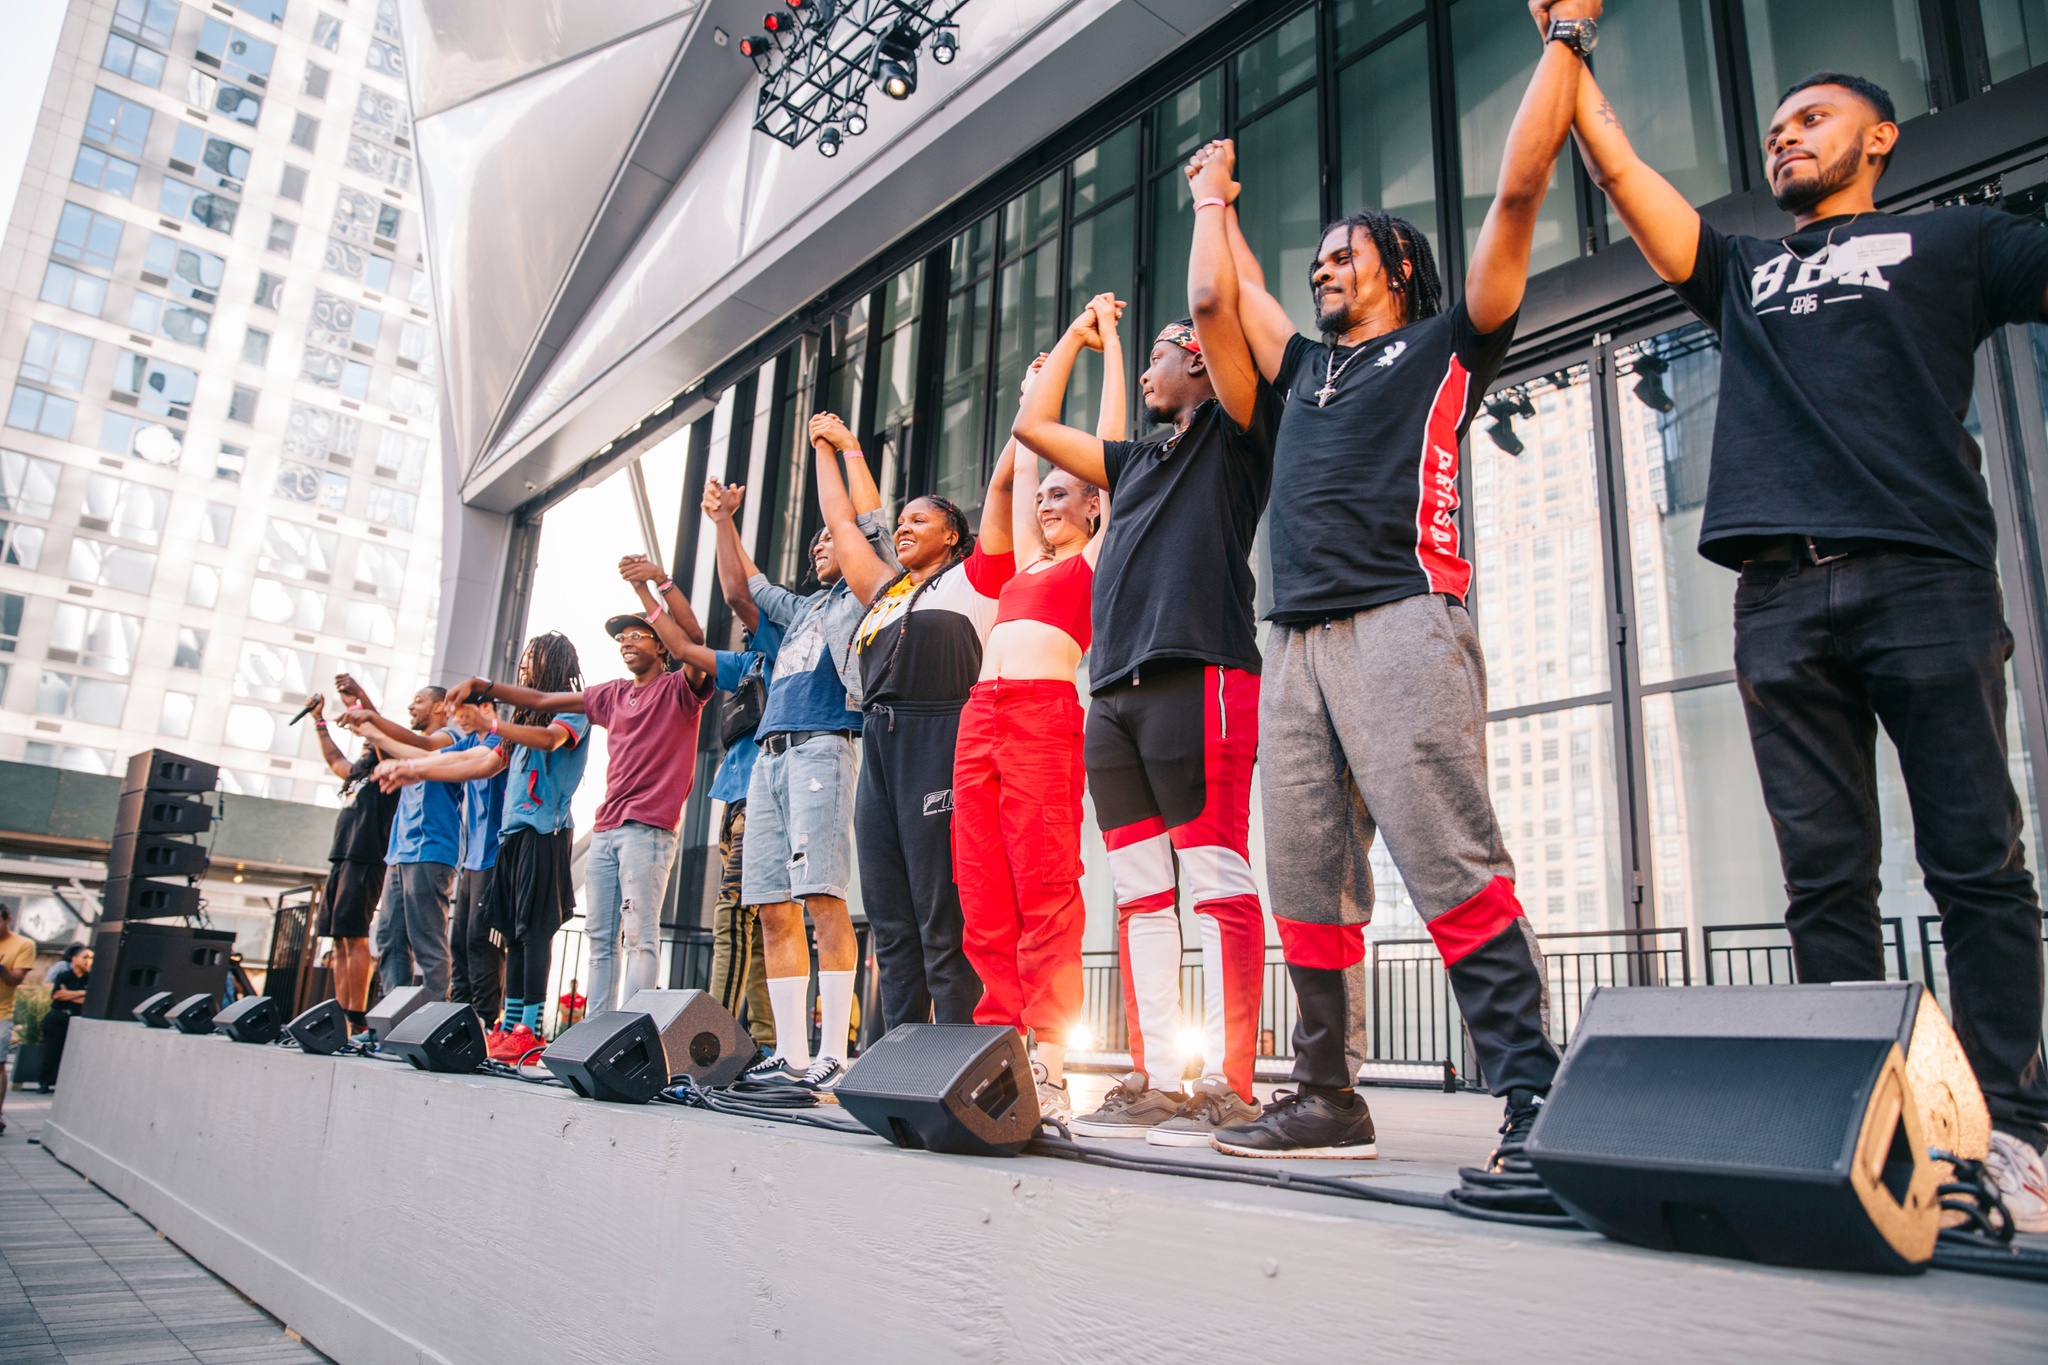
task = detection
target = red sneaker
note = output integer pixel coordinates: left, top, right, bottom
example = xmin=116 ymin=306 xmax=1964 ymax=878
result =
xmin=502 ymin=1024 xmax=543 ymax=1065
xmin=485 ymin=1027 xmax=521 ymax=1063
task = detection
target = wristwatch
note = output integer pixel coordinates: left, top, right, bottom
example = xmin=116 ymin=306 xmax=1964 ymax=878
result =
xmin=1547 ymin=18 xmax=1597 ymax=58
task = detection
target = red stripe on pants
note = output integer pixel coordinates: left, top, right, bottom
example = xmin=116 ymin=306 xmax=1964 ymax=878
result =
xmin=1424 ymin=875 xmax=1524 ymax=965
xmin=1274 ymin=916 xmax=1366 ymax=970
xmin=952 ymin=679 xmax=1088 ymax=1040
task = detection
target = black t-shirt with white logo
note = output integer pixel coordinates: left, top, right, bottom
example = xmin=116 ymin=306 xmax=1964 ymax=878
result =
xmin=1268 ymin=302 xmax=1515 ymax=622
xmin=1093 ymin=383 xmax=1280 ymax=692
xmin=1673 ymin=206 xmax=2048 ymax=570
xmin=855 ymin=545 xmax=1013 ymax=707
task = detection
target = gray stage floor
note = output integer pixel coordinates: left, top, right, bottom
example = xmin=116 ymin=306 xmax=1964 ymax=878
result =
xmin=0 ymin=1091 xmax=329 ymax=1365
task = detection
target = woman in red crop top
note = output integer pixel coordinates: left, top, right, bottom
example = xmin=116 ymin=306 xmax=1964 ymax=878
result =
xmin=954 ymin=294 xmax=1122 ymax=1121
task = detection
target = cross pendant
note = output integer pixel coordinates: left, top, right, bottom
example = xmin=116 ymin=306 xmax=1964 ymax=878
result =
xmin=1315 ymin=384 xmax=1335 ymax=407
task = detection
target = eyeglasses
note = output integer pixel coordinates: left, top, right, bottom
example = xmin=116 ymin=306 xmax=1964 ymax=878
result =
xmin=615 ymin=629 xmax=657 ymax=644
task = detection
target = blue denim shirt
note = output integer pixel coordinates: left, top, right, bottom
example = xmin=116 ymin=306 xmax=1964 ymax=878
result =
xmin=749 ymin=507 xmax=896 ymax=730
xmin=385 ymin=727 xmax=462 ymax=866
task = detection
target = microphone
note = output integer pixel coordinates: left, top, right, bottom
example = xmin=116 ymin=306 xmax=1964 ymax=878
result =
xmin=288 ymin=700 xmax=317 ymax=725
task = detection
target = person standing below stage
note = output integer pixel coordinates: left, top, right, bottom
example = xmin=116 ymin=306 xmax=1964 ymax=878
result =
xmin=309 ymin=689 xmax=397 ymax=1035
xmin=1013 ymin=331 xmax=1276 ymax=1141
xmin=701 ymin=477 xmax=784 ymax=1054
xmin=957 ymin=308 xmax=1122 ymax=1123
xmin=821 ymin=408 xmax=1016 ymax=1052
xmin=1568 ymin=50 xmax=2048 ymax=1223
xmin=38 ymin=946 xmax=90 ymax=1091
xmin=729 ymin=441 xmax=894 ymax=1087
xmin=339 ymin=679 xmax=461 ymax=1004
xmin=385 ymin=632 xmax=591 ymax=1063
xmin=1189 ymin=2 xmax=1589 ymax=1159
xmin=0 ymin=904 xmax=35 ymax=1134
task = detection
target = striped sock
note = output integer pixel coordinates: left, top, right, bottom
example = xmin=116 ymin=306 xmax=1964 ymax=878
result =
xmin=521 ymin=1002 xmax=543 ymax=1034
xmin=501 ymin=999 xmax=522 ymax=1034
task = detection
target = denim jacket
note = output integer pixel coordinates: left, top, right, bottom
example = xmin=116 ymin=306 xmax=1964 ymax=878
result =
xmin=747 ymin=508 xmax=898 ymax=715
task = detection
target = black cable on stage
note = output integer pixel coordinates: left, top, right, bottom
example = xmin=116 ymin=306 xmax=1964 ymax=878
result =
xmin=480 ymin=1059 xmax=568 ymax=1088
xmin=658 ymin=1075 xmax=871 ymax=1136
xmin=1925 ymin=1150 xmax=2048 ymax=1284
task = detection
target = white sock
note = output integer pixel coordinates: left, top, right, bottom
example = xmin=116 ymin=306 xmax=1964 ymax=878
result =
xmin=767 ymin=976 xmax=811 ymax=1069
xmin=815 ymin=970 xmax=856 ymax=1065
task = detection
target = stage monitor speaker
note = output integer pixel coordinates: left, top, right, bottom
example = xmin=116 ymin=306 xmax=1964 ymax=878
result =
xmin=380 ymin=1002 xmax=486 ymax=1073
xmin=133 ymin=990 xmax=175 ymax=1028
xmin=84 ymin=921 xmax=233 ymax=1020
xmin=215 ymin=995 xmax=280 ymax=1044
xmin=99 ymin=877 xmax=202 ymax=921
xmin=365 ymin=983 xmax=432 ymax=1040
xmin=169 ymin=993 xmax=218 ymax=1034
xmin=543 ymin=1011 xmax=668 ymax=1103
xmin=122 ymin=749 xmax=219 ymax=795
xmin=106 ymin=831 xmax=211 ymax=881
xmin=1526 ymin=983 xmax=1957 ymax=1274
xmin=835 ymin=1023 xmax=1039 ymax=1157
xmin=621 ymin=988 xmax=754 ymax=1087
xmin=114 ymin=788 xmax=213 ymax=838
xmin=287 ymin=999 xmax=351 ymax=1054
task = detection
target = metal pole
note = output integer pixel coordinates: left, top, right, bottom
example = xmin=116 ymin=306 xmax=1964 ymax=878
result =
xmin=625 ymin=459 xmax=664 ymax=565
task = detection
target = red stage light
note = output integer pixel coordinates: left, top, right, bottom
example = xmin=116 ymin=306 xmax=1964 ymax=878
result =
xmin=763 ymin=12 xmax=785 ymax=30
xmin=738 ymin=35 xmax=768 ymax=57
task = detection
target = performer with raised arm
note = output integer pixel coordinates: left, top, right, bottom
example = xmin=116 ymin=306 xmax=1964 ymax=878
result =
xmin=816 ymin=408 xmax=1015 ymax=1048
xmin=1013 ymin=308 xmax=1280 ymax=1143
xmin=308 ymin=690 xmax=398 ymax=1037
xmin=955 ymin=300 xmax=1122 ymax=1122
xmin=1189 ymin=0 xmax=1590 ymax=1160
xmin=1567 ymin=33 xmax=2048 ymax=1222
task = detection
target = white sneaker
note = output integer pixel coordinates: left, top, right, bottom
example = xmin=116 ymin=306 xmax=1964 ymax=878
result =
xmin=1986 ymin=1130 xmax=2048 ymax=1234
xmin=1030 ymin=1060 xmax=1070 ymax=1124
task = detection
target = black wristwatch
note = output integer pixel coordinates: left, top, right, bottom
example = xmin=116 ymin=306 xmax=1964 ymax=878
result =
xmin=1547 ymin=18 xmax=1598 ymax=58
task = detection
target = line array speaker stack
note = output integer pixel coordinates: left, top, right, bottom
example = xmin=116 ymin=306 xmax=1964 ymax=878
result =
xmin=1526 ymin=983 xmax=1977 ymax=1275
xmin=88 ymin=751 xmax=223 ymax=1021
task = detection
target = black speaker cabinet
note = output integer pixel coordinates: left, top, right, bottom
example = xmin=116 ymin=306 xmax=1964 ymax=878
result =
xmin=287 ymin=999 xmax=351 ymax=1055
xmin=381 ymin=1002 xmax=486 ymax=1073
xmin=122 ymin=749 xmax=219 ymax=795
xmin=114 ymin=787 xmax=213 ymax=838
xmin=84 ymin=921 xmax=233 ymax=1020
xmin=133 ymin=990 xmax=175 ymax=1028
xmin=835 ymin=1023 xmax=1039 ymax=1157
xmin=99 ymin=877 xmax=202 ymax=921
xmin=544 ymin=1011 xmax=668 ymax=1103
xmin=365 ymin=983 xmax=432 ymax=1040
xmin=107 ymin=831 xmax=211 ymax=881
xmin=1527 ymin=984 xmax=1952 ymax=1274
xmin=621 ymin=987 xmax=753 ymax=1087
xmin=215 ymin=995 xmax=280 ymax=1044
xmin=169 ymin=993 xmax=218 ymax=1034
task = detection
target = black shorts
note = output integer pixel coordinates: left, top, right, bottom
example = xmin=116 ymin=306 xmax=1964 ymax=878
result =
xmin=485 ymin=827 xmax=576 ymax=944
xmin=318 ymin=859 xmax=384 ymax=938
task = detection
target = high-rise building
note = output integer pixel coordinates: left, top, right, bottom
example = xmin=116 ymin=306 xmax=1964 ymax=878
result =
xmin=0 ymin=0 xmax=442 ymax=804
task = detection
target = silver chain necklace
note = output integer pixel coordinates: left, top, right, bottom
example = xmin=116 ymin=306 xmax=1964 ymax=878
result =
xmin=1316 ymin=341 xmax=1368 ymax=407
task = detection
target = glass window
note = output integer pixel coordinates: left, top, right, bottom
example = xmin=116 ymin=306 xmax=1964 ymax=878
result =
xmin=303 ymin=345 xmax=346 ymax=391
xmin=1236 ymin=9 xmax=1318 ymax=113
xmin=1452 ymin=0 xmax=1577 ymax=277
xmin=215 ymin=442 xmax=247 ymax=482
xmin=346 ymin=137 xmax=414 ymax=190
xmin=171 ymin=123 xmax=251 ymax=192
xmin=66 ymin=536 xmax=157 ymax=593
xmin=208 ymin=79 xmax=263 ymax=125
xmin=276 ymin=459 xmax=350 ymax=509
xmin=308 ymin=291 xmax=356 ymax=349
xmin=243 ymin=328 xmax=271 ymax=365
xmin=1064 ymin=195 xmax=1135 ymax=430
xmin=397 ymin=319 xmax=434 ymax=374
xmin=54 ymin=204 xmax=122 ymax=269
xmin=1145 ymin=167 xmax=1195 ymax=360
xmin=23 ymin=742 xmax=118 ymax=774
xmin=304 ymin=62 xmax=331 ymax=100
xmin=291 ymin=113 xmax=320 ymax=151
xmin=268 ymin=217 xmax=297 ymax=254
xmin=84 ymin=88 xmax=152 ymax=155
xmin=0 ymin=518 xmax=46 ymax=568
xmin=249 ymin=577 xmax=325 ymax=629
xmin=1070 ymin=124 xmax=1136 ymax=216
xmin=82 ymin=473 xmax=169 ymax=544
xmin=365 ymin=484 xmax=415 ymax=529
xmin=0 ymin=451 xmax=60 ymax=517
xmin=159 ymin=179 xmax=238 ymax=234
xmin=173 ymin=626 xmax=207 ymax=669
xmin=287 ymin=403 xmax=359 ymax=461
xmin=229 ymin=385 xmax=259 ymax=423
xmin=6 ymin=389 xmax=76 ymax=439
xmin=71 ymin=144 xmax=138 ymax=197
xmin=1337 ymin=24 xmax=1439 ymax=260
xmin=255 ymin=271 xmax=285 ymax=308
xmin=22 ymin=324 xmax=92 ymax=391
xmin=236 ymin=0 xmax=286 ymax=25
xmin=197 ymin=18 xmax=276 ymax=86
xmin=1740 ymin=0 xmax=1930 ymax=144
xmin=352 ymin=306 xmax=384 ymax=348
xmin=226 ymin=703 xmax=302 ymax=755
xmin=366 ymin=255 xmax=395 ymax=293
xmin=187 ymin=562 xmax=220 ymax=607
xmin=129 ymin=292 xmax=212 ymax=349
xmin=313 ymin=13 xmax=342 ymax=51
xmin=112 ymin=352 xmax=198 ymax=418
xmin=235 ymin=641 xmax=315 ymax=701
xmin=39 ymin=261 xmax=107 ymax=317
xmin=994 ymin=177 xmax=1064 ymax=421
xmin=202 ymin=502 xmax=234 ymax=545
xmin=936 ymin=217 xmax=995 ymax=508
xmin=49 ymin=605 xmax=143 ymax=675
xmin=144 ymin=234 xmax=226 ymax=302
xmin=354 ymin=542 xmax=407 ymax=600
xmin=1334 ymin=0 xmax=1425 ymax=58
xmin=102 ymin=33 xmax=167 ymax=88
xmin=333 ymin=187 xmax=382 ymax=244
xmin=1490 ymin=703 xmax=1627 ymax=930
xmin=1982 ymin=0 xmax=2048 ymax=83
xmin=160 ymin=691 xmax=195 ymax=737
xmin=373 ymin=428 xmax=426 ymax=484
xmin=1148 ymin=70 xmax=1220 ymax=172
xmin=280 ymin=164 xmax=308 ymax=202
xmin=98 ymin=414 xmax=182 ymax=466
xmin=345 ymin=601 xmax=395 ymax=645
xmin=36 ymin=671 xmax=128 ymax=727
xmin=260 ymin=518 xmax=338 ymax=580
xmin=1235 ymin=89 xmax=1322 ymax=336
xmin=407 ymin=265 xmax=430 ymax=307
xmin=367 ymin=39 xmax=405 ymax=81
xmin=0 ymin=592 xmax=19 ymax=651
xmin=113 ymin=0 xmax=180 ymax=47
xmin=388 ymin=373 xmax=435 ymax=420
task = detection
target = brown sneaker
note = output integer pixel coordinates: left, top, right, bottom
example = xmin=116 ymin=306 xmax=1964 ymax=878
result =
xmin=1146 ymin=1076 xmax=1260 ymax=1147
xmin=1067 ymin=1072 xmax=1184 ymax=1139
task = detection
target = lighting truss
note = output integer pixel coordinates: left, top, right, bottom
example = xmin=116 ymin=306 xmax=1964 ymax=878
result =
xmin=745 ymin=0 xmax=970 ymax=153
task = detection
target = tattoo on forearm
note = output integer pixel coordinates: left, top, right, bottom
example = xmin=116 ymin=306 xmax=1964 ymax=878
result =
xmin=1596 ymin=99 xmax=1621 ymax=130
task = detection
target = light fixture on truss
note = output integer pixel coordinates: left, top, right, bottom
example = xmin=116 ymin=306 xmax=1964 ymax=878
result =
xmin=740 ymin=0 xmax=971 ymax=155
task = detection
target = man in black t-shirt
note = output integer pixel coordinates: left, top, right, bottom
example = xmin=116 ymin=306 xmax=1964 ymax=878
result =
xmin=39 ymin=945 xmax=90 ymax=1091
xmin=1573 ymin=63 xmax=2048 ymax=1225
xmin=1187 ymin=4 xmax=1595 ymax=1162
xmin=312 ymin=690 xmax=399 ymax=1036
xmin=1015 ymin=304 xmax=1278 ymax=1145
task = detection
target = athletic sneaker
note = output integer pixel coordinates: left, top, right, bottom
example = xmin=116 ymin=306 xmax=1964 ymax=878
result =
xmin=1487 ymin=1088 xmax=1546 ymax=1173
xmin=1211 ymin=1088 xmax=1378 ymax=1159
xmin=738 ymin=1054 xmax=797 ymax=1085
xmin=1030 ymin=1061 xmax=1071 ymax=1124
xmin=500 ymin=1024 xmax=543 ymax=1064
xmin=1068 ymin=1073 xmax=1186 ymax=1139
xmin=1986 ymin=1129 xmax=2048 ymax=1234
xmin=484 ymin=1027 xmax=518 ymax=1063
xmin=798 ymin=1057 xmax=844 ymax=1090
xmin=1147 ymin=1076 xmax=1260 ymax=1148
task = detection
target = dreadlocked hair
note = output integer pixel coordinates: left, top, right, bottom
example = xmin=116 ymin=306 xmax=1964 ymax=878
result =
xmin=1312 ymin=211 xmax=1444 ymax=335
xmin=859 ymin=495 xmax=974 ymax=694
xmin=341 ymin=743 xmax=380 ymax=798
xmin=514 ymin=631 xmax=584 ymax=727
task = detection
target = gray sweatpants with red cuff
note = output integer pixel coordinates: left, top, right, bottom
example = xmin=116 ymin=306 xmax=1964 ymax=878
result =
xmin=1260 ymin=591 xmax=1559 ymax=1096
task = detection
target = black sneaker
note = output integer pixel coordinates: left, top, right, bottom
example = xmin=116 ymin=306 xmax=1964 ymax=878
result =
xmin=1488 ymin=1087 xmax=1545 ymax=1173
xmin=1211 ymin=1088 xmax=1378 ymax=1159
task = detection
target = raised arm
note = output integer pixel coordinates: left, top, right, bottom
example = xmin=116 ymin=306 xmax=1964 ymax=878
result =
xmin=339 ymin=706 xmax=455 ymax=753
xmin=1187 ymin=147 xmax=1264 ymax=431
xmin=1012 ymin=356 xmax=1050 ymax=557
xmin=372 ymin=744 xmax=507 ymax=794
xmin=620 ymin=555 xmax=715 ymax=682
xmin=305 ymin=693 xmax=354 ymax=779
xmin=1465 ymin=3 xmax=1594 ymax=333
xmin=452 ymin=676 xmax=584 ymax=716
xmin=1011 ymin=306 xmax=1111 ymax=488
xmin=1187 ymin=140 xmax=1296 ymax=381
xmin=702 ymin=478 xmax=761 ymax=634
xmin=1568 ymin=60 xmax=1701 ymax=284
xmin=842 ymin=436 xmax=883 ymax=516
xmin=981 ymin=435 xmax=1016 ymax=557
xmin=809 ymin=413 xmax=897 ymax=604
xmin=1094 ymin=298 xmax=1127 ymax=441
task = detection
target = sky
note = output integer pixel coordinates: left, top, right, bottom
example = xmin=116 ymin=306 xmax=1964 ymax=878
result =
xmin=0 ymin=0 xmax=66 ymax=236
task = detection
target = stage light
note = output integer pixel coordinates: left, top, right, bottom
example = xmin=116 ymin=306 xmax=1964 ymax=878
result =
xmin=873 ymin=24 xmax=919 ymax=99
xmin=931 ymin=29 xmax=958 ymax=64
xmin=818 ymin=125 xmax=842 ymax=157
xmin=763 ymin=11 xmax=788 ymax=33
xmin=844 ymin=103 xmax=868 ymax=135
xmin=1485 ymin=394 xmax=1535 ymax=457
xmin=739 ymin=34 xmax=770 ymax=58
xmin=1632 ymin=356 xmax=1675 ymax=414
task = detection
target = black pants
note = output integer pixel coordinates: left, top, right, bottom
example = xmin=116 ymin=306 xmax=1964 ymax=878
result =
xmin=450 ymin=865 xmax=503 ymax=1028
xmin=40 ymin=1010 xmax=75 ymax=1089
xmin=1735 ymin=547 xmax=2048 ymax=1137
xmin=504 ymin=936 xmax=552 ymax=1009
xmin=859 ymin=702 xmax=982 ymax=1031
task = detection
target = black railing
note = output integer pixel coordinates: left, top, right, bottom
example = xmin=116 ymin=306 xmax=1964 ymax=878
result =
xmin=1702 ymin=918 xmax=1907 ymax=984
xmin=1916 ymin=912 xmax=2048 ymax=1047
xmin=263 ymin=885 xmax=325 ymax=1018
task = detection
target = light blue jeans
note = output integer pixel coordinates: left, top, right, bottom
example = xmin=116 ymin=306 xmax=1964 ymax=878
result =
xmin=583 ymin=821 xmax=679 ymax=1015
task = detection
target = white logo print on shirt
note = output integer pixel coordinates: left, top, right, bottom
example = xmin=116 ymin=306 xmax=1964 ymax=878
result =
xmin=1374 ymin=340 xmax=1408 ymax=368
xmin=1750 ymin=232 xmax=1914 ymax=308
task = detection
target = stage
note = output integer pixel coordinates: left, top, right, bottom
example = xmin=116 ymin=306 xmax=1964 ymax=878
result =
xmin=40 ymin=1020 xmax=2048 ymax=1364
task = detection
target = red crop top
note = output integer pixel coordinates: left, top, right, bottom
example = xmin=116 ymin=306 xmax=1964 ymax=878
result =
xmin=992 ymin=552 xmax=1093 ymax=651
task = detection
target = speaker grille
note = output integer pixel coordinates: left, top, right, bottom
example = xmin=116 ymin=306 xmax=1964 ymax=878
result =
xmin=844 ymin=1024 xmax=984 ymax=1093
xmin=1541 ymin=1036 xmax=1886 ymax=1171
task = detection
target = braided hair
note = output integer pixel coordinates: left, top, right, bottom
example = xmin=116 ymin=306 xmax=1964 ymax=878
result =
xmin=858 ymin=495 xmax=973 ymax=694
xmin=1312 ymin=211 xmax=1444 ymax=336
xmin=340 ymin=743 xmax=380 ymax=799
xmin=513 ymin=631 xmax=584 ymax=727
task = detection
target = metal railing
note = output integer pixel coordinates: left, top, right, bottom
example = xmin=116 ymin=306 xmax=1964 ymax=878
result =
xmin=1702 ymin=918 xmax=1907 ymax=984
xmin=263 ymin=885 xmax=326 ymax=1018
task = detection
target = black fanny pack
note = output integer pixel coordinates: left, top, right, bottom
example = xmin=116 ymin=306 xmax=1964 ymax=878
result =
xmin=720 ymin=669 xmax=767 ymax=748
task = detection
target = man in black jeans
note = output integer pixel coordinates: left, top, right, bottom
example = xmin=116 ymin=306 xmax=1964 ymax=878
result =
xmin=1570 ymin=55 xmax=2048 ymax=1226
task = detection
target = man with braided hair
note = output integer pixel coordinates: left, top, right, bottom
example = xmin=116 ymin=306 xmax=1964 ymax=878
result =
xmin=1189 ymin=0 xmax=1595 ymax=1160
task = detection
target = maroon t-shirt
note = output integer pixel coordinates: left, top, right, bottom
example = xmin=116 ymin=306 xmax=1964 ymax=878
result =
xmin=582 ymin=668 xmax=710 ymax=833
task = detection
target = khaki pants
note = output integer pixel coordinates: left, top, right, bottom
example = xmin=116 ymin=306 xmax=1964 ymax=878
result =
xmin=710 ymin=801 xmax=774 ymax=1049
